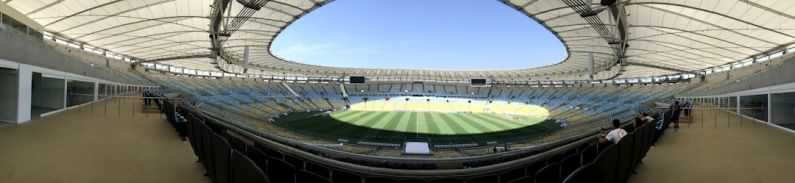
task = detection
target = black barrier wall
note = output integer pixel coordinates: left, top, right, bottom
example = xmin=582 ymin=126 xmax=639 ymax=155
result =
xmin=153 ymin=99 xmax=667 ymax=183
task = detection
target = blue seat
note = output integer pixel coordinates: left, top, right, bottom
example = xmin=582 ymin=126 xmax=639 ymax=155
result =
xmin=331 ymin=170 xmax=361 ymax=183
xmin=593 ymin=144 xmax=618 ymax=183
xmin=231 ymin=150 xmax=269 ymax=183
xmin=212 ymin=133 xmax=232 ymax=183
xmin=563 ymin=162 xmax=594 ymax=183
xmin=297 ymin=169 xmax=331 ymax=183
xmin=617 ymin=133 xmax=635 ymax=183
xmin=266 ymin=157 xmax=296 ymax=183
xmin=534 ymin=162 xmax=561 ymax=183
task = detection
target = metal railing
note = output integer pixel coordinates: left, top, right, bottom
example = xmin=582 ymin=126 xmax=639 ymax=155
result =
xmin=40 ymin=93 xmax=177 ymax=119
xmin=652 ymin=105 xmax=768 ymax=128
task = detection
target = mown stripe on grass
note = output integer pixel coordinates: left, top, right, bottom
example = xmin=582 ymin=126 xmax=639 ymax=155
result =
xmin=416 ymin=112 xmax=431 ymax=134
xmin=430 ymin=112 xmax=466 ymax=134
xmin=293 ymin=117 xmax=351 ymax=137
xmin=347 ymin=111 xmax=384 ymax=125
xmin=466 ymin=113 xmax=515 ymax=131
xmin=450 ymin=113 xmax=502 ymax=132
xmin=331 ymin=110 xmax=354 ymax=118
xmin=423 ymin=112 xmax=443 ymax=134
xmin=394 ymin=112 xmax=411 ymax=132
xmin=406 ymin=112 xmax=418 ymax=134
xmin=479 ymin=113 xmax=524 ymax=128
xmin=437 ymin=113 xmax=477 ymax=134
xmin=357 ymin=112 xmax=392 ymax=127
xmin=334 ymin=111 xmax=369 ymax=122
xmin=386 ymin=112 xmax=407 ymax=132
xmin=372 ymin=112 xmax=398 ymax=129
xmin=428 ymin=112 xmax=454 ymax=134
xmin=473 ymin=113 xmax=522 ymax=128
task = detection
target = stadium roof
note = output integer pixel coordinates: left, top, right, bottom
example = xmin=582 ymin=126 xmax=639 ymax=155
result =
xmin=5 ymin=0 xmax=795 ymax=80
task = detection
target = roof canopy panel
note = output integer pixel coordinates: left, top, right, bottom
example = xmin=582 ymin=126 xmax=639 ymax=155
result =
xmin=6 ymin=0 xmax=794 ymax=79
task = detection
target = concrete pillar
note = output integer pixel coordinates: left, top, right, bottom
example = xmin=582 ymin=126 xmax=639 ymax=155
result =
xmin=736 ymin=96 xmax=740 ymax=114
xmin=93 ymin=82 xmax=99 ymax=101
xmin=62 ymin=78 xmax=67 ymax=108
xmin=768 ymin=92 xmax=772 ymax=123
xmin=587 ymin=52 xmax=594 ymax=80
xmin=16 ymin=65 xmax=32 ymax=123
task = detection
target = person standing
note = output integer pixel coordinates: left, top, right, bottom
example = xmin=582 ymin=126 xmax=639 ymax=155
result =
xmin=142 ymin=90 xmax=149 ymax=106
xmin=670 ymin=101 xmax=682 ymax=128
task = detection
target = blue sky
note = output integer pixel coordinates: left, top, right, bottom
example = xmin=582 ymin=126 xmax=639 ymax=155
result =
xmin=270 ymin=0 xmax=566 ymax=71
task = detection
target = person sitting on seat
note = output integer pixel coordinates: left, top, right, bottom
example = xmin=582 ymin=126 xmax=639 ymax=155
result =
xmin=625 ymin=117 xmax=645 ymax=132
xmin=606 ymin=119 xmax=628 ymax=144
xmin=596 ymin=128 xmax=614 ymax=153
xmin=640 ymin=113 xmax=655 ymax=123
xmin=598 ymin=128 xmax=609 ymax=144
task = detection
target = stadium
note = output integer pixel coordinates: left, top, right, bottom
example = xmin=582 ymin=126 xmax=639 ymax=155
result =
xmin=0 ymin=0 xmax=794 ymax=183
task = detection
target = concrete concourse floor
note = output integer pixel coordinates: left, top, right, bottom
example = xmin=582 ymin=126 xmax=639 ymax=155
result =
xmin=0 ymin=97 xmax=208 ymax=183
xmin=629 ymin=107 xmax=795 ymax=183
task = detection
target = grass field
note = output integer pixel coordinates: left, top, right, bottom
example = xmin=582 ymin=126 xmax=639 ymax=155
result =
xmin=274 ymin=111 xmax=560 ymax=145
xmin=331 ymin=110 xmax=545 ymax=135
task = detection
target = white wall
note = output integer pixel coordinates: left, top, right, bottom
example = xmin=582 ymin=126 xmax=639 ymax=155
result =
xmin=16 ymin=64 xmax=31 ymax=123
xmin=1 ymin=58 xmax=156 ymax=124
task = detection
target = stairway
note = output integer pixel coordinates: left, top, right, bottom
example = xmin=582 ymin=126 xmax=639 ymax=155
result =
xmin=280 ymin=82 xmax=301 ymax=97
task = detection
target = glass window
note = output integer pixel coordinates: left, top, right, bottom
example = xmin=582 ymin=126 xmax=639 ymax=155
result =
xmin=67 ymin=43 xmax=80 ymax=49
xmin=2 ymin=15 xmax=27 ymax=33
xmin=28 ymin=29 xmax=43 ymax=41
xmin=768 ymin=51 xmax=784 ymax=60
xmin=66 ymin=80 xmax=95 ymax=107
xmin=757 ymin=55 xmax=770 ymax=62
xmin=740 ymin=94 xmax=768 ymax=122
xmin=55 ymin=39 xmax=68 ymax=45
xmin=770 ymin=92 xmax=795 ymax=130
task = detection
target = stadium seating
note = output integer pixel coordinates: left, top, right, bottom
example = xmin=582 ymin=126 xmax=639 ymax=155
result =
xmin=142 ymin=74 xmax=674 ymax=183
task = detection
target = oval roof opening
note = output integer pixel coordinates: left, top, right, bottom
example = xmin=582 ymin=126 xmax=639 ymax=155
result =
xmin=271 ymin=0 xmax=566 ymax=71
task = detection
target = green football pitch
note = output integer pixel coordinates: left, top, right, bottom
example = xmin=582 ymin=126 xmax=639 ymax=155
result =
xmin=274 ymin=110 xmax=560 ymax=145
xmin=331 ymin=110 xmax=545 ymax=135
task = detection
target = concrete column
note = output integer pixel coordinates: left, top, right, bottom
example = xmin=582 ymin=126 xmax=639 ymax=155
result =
xmin=62 ymin=78 xmax=67 ymax=108
xmin=16 ymin=65 xmax=32 ymax=123
xmin=587 ymin=52 xmax=594 ymax=80
xmin=768 ymin=92 xmax=772 ymax=123
xmin=93 ymin=82 xmax=99 ymax=101
xmin=736 ymin=96 xmax=740 ymax=114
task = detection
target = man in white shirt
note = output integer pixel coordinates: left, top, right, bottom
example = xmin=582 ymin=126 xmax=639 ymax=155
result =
xmin=606 ymin=119 xmax=628 ymax=144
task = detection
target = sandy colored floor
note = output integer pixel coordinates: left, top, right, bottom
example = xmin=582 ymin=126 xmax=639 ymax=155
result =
xmin=0 ymin=97 xmax=208 ymax=183
xmin=629 ymin=107 xmax=795 ymax=183
xmin=4 ymin=98 xmax=795 ymax=183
